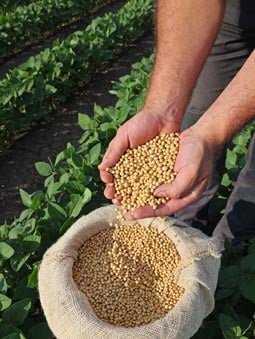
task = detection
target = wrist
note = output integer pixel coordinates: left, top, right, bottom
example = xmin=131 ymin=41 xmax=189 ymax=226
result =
xmin=143 ymin=86 xmax=190 ymax=130
xmin=142 ymin=100 xmax=183 ymax=132
xmin=190 ymin=114 xmax=226 ymax=157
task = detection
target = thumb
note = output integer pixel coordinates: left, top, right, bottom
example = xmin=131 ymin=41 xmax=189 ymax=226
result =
xmin=154 ymin=168 xmax=196 ymax=199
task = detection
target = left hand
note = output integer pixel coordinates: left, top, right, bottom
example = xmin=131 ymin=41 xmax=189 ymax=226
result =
xmin=124 ymin=126 xmax=218 ymax=220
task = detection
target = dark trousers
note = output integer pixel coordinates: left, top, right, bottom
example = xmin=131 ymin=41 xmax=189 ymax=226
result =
xmin=176 ymin=1 xmax=255 ymax=244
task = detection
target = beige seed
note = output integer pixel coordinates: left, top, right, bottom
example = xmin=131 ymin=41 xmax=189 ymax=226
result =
xmin=73 ymin=223 xmax=184 ymax=327
xmin=108 ymin=133 xmax=179 ymax=212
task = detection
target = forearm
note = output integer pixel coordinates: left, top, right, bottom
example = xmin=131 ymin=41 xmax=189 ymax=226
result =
xmin=193 ymin=50 xmax=255 ymax=149
xmin=145 ymin=0 xmax=226 ymax=124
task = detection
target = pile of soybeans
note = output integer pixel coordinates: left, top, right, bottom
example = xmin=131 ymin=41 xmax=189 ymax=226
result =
xmin=73 ymin=223 xmax=184 ymax=327
xmin=107 ymin=133 xmax=180 ymax=212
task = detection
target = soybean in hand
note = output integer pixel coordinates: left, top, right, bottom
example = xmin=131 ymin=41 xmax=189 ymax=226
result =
xmin=107 ymin=133 xmax=180 ymax=212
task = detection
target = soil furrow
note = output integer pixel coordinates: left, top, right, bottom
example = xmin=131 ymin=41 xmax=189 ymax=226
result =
xmin=0 ymin=31 xmax=155 ymax=224
xmin=0 ymin=0 xmax=126 ymax=78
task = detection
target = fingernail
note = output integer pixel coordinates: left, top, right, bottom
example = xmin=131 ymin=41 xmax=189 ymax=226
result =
xmin=126 ymin=212 xmax=135 ymax=220
xmin=154 ymin=191 xmax=166 ymax=198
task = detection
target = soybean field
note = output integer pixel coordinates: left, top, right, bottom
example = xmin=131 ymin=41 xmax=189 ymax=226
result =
xmin=0 ymin=0 xmax=255 ymax=338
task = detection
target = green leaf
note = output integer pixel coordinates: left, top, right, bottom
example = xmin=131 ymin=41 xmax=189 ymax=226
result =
xmin=65 ymin=143 xmax=75 ymax=157
xmin=93 ymin=103 xmax=104 ymax=116
xmin=45 ymin=84 xmax=57 ymax=94
xmin=65 ymin=181 xmax=85 ymax=194
xmin=0 ymin=321 xmax=16 ymax=337
xmin=10 ymin=253 xmax=30 ymax=272
xmin=194 ymin=320 xmax=222 ymax=339
xmin=239 ymin=277 xmax=255 ymax=303
xmin=221 ymin=173 xmax=231 ymax=188
xmin=82 ymin=188 xmax=92 ymax=204
xmin=44 ymin=174 xmax=54 ymax=188
xmin=215 ymin=288 xmax=235 ymax=301
xmin=70 ymin=196 xmax=83 ymax=218
xmin=234 ymin=144 xmax=247 ymax=155
xmin=238 ymin=253 xmax=255 ymax=302
xmin=240 ymin=253 xmax=255 ymax=273
xmin=88 ymin=143 xmax=101 ymax=165
xmin=19 ymin=209 xmax=33 ymax=221
xmin=54 ymin=151 xmax=66 ymax=166
xmin=100 ymin=122 xmax=117 ymax=132
xmin=70 ymin=154 xmax=83 ymax=168
xmin=0 ymin=242 xmax=14 ymax=259
xmin=27 ymin=262 xmax=40 ymax=288
xmin=226 ymin=149 xmax=237 ymax=169
xmin=0 ymin=294 xmax=12 ymax=311
xmin=47 ymin=181 xmax=62 ymax=197
xmin=0 ymin=223 xmax=8 ymax=239
xmin=218 ymin=265 xmax=241 ymax=288
xmin=26 ymin=56 xmax=35 ymax=68
xmin=30 ymin=193 xmax=42 ymax=210
xmin=13 ymin=277 xmax=37 ymax=300
xmin=219 ymin=313 xmax=242 ymax=339
xmin=2 ymin=332 xmax=26 ymax=339
xmin=9 ymin=219 xmax=36 ymax=239
xmin=48 ymin=202 xmax=67 ymax=222
xmin=59 ymin=173 xmax=70 ymax=184
xmin=0 ymin=273 xmax=7 ymax=293
xmin=2 ymin=298 xmax=31 ymax=326
xmin=27 ymin=322 xmax=51 ymax=339
xmin=35 ymin=162 xmax=52 ymax=176
xmin=19 ymin=189 xmax=32 ymax=208
xmin=78 ymin=113 xmax=96 ymax=130
xmin=23 ymin=234 xmax=41 ymax=252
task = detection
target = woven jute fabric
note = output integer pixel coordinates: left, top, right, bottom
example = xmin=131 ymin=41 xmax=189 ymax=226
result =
xmin=38 ymin=205 xmax=222 ymax=339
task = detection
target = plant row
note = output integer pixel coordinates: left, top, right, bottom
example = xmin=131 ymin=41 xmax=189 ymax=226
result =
xmin=0 ymin=0 xmax=33 ymax=12
xmin=0 ymin=0 xmax=118 ymax=58
xmin=0 ymin=0 xmax=154 ymax=154
xmin=1 ymin=48 xmax=255 ymax=337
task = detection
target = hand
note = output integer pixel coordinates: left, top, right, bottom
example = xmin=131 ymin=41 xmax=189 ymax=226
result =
xmin=98 ymin=107 xmax=180 ymax=201
xmin=125 ymin=126 xmax=218 ymax=220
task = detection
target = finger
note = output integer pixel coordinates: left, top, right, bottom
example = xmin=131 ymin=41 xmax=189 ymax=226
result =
xmin=125 ymin=180 xmax=206 ymax=220
xmin=125 ymin=203 xmax=176 ymax=220
xmin=154 ymin=165 xmax=197 ymax=199
xmin=98 ymin=129 xmax=129 ymax=171
xmin=100 ymin=170 xmax=113 ymax=184
xmin=125 ymin=205 xmax=157 ymax=220
xmin=103 ymin=183 xmax=115 ymax=199
xmin=155 ymin=179 xmax=207 ymax=215
xmin=112 ymin=197 xmax=122 ymax=206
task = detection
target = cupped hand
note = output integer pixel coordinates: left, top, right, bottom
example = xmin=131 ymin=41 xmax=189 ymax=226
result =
xmin=98 ymin=108 xmax=180 ymax=201
xmin=125 ymin=126 xmax=218 ymax=220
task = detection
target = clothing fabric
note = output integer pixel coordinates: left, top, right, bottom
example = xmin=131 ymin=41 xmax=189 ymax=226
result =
xmin=176 ymin=0 xmax=255 ymax=244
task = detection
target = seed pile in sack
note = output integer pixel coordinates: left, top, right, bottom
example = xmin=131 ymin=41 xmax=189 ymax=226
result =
xmin=38 ymin=205 xmax=222 ymax=339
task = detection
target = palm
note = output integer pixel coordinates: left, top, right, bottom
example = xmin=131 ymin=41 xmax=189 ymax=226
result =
xmin=98 ymin=109 xmax=180 ymax=198
xmin=125 ymin=128 xmax=216 ymax=220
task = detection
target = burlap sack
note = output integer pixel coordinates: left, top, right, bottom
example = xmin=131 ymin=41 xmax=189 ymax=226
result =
xmin=38 ymin=205 xmax=222 ymax=339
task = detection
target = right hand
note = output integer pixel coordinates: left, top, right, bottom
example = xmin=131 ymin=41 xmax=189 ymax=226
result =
xmin=98 ymin=107 xmax=181 ymax=201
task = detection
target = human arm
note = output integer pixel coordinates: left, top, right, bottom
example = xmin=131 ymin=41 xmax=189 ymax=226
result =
xmin=139 ymin=50 xmax=255 ymax=219
xmin=99 ymin=0 xmax=226 ymax=193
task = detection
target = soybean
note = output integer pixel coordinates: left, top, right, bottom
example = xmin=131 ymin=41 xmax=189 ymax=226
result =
xmin=73 ymin=223 xmax=184 ymax=327
xmin=108 ymin=133 xmax=179 ymax=212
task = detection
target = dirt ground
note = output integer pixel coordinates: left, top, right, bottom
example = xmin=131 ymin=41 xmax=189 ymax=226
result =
xmin=0 ymin=27 xmax=155 ymax=224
